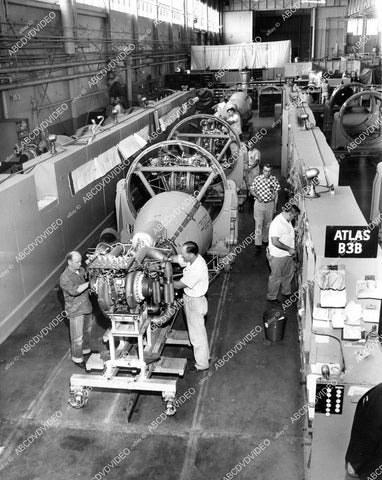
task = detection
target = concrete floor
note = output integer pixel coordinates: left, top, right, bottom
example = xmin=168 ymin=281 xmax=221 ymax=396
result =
xmin=0 ymin=115 xmax=306 ymax=480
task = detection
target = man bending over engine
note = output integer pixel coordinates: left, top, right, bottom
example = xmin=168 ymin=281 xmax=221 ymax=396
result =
xmin=169 ymin=241 xmax=210 ymax=372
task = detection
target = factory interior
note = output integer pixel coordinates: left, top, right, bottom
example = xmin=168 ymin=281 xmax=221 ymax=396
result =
xmin=0 ymin=0 xmax=382 ymax=479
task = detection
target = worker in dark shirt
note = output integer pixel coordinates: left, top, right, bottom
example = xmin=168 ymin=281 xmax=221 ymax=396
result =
xmin=59 ymin=251 xmax=93 ymax=369
xmin=109 ymin=74 xmax=125 ymax=107
xmin=345 ymin=382 xmax=382 ymax=479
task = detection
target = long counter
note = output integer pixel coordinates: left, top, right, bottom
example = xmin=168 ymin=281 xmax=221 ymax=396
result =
xmin=283 ymin=88 xmax=382 ymax=479
xmin=302 ymin=187 xmax=382 ymax=480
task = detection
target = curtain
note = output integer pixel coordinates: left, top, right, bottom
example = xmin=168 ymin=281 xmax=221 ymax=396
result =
xmin=191 ymin=41 xmax=291 ymax=70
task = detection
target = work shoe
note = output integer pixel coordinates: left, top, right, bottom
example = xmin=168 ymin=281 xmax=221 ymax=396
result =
xmin=266 ymin=298 xmax=280 ymax=304
xmin=143 ymin=352 xmax=161 ymax=365
xmin=73 ymin=361 xmax=87 ymax=370
xmin=188 ymin=364 xmax=209 ymax=373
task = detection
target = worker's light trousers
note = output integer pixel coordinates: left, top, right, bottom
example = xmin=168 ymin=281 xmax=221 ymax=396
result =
xmin=69 ymin=313 xmax=93 ymax=363
xmin=183 ymin=294 xmax=210 ymax=370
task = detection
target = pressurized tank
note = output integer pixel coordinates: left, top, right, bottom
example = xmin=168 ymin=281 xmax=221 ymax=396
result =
xmin=132 ymin=191 xmax=213 ymax=254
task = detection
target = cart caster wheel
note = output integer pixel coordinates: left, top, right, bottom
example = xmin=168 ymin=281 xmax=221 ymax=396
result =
xmin=164 ymin=400 xmax=177 ymax=416
xmin=68 ymin=389 xmax=89 ymax=409
xmin=103 ymin=360 xmax=116 ymax=380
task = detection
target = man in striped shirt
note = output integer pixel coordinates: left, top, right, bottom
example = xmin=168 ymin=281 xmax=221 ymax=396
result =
xmin=250 ymin=164 xmax=280 ymax=253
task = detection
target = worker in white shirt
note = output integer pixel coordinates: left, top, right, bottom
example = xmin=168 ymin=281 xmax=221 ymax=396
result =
xmin=266 ymin=204 xmax=300 ymax=303
xmin=169 ymin=241 xmax=210 ymax=372
xmin=213 ymin=96 xmax=228 ymax=118
xmin=225 ymin=103 xmax=242 ymax=139
xmin=112 ymin=96 xmax=125 ymax=114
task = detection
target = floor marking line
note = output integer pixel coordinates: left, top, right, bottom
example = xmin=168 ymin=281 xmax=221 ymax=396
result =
xmin=0 ymin=349 xmax=70 ymax=461
xmin=178 ymin=272 xmax=230 ymax=480
xmin=103 ymin=393 xmax=122 ymax=424
xmin=23 ymin=350 xmax=70 ymax=419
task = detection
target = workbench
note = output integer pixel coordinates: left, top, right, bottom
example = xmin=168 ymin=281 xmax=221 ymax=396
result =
xmin=297 ymin=187 xmax=382 ymax=480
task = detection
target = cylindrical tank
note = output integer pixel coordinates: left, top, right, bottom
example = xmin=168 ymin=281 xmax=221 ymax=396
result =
xmin=133 ymin=191 xmax=213 ymax=254
xmin=227 ymin=91 xmax=252 ymax=121
xmin=240 ymin=70 xmax=251 ymax=90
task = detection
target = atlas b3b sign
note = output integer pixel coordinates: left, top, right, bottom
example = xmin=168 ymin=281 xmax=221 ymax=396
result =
xmin=324 ymin=226 xmax=378 ymax=258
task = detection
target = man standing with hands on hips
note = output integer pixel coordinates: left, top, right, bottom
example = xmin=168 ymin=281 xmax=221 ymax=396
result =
xmin=250 ymin=164 xmax=280 ymax=254
xmin=266 ymin=204 xmax=300 ymax=303
xmin=60 ymin=250 xmax=94 ymax=369
xmin=168 ymin=241 xmax=210 ymax=372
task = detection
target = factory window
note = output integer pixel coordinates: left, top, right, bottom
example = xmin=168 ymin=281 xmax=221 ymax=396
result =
xmin=208 ymin=6 xmax=219 ymax=33
xmin=138 ymin=0 xmax=156 ymax=19
xmin=366 ymin=18 xmax=378 ymax=36
xmin=172 ymin=1 xmax=184 ymax=26
xmin=200 ymin=2 xmax=208 ymax=30
xmin=110 ymin=0 xmax=136 ymax=14
xmin=32 ymin=162 xmax=58 ymax=211
xmin=347 ymin=18 xmax=363 ymax=35
xmin=186 ymin=0 xmax=215 ymax=32
xmin=172 ymin=8 xmax=183 ymax=25
xmin=75 ymin=0 xmax=104 ymax=7
xmin=186 ymin=0 xmax=195 ymax=28
xmin=193 ymin=0 xmax=202 ymax=29
xmin=74 ymin=0 xmax=216 ymax=31
xmin=158 ymin=1 xmax=172 ymax=23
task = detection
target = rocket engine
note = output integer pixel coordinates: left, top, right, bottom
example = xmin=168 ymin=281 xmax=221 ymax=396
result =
xmin=69 ymin=138 xmax=239 ymax=416
xmin=88 ymin=139 xmax=237 ymax=326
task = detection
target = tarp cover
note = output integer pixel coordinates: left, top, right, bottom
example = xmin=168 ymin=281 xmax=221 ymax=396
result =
xmin=359 ymin=67 xmax=382 ymax=85
xmin=191 ymin=41 xmax=291 ymax=70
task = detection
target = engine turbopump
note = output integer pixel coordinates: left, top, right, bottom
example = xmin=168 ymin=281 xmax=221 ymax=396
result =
xmin=87 ymin=237 xmax=178 ymax=327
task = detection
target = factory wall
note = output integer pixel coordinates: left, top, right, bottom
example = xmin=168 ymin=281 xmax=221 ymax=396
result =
xmin=0 ymin=91 xmax=196 ymax=344
xmin=2 ymin=2 xmax=109 ymax=138
xmin=223 ymin=0 xmax=349 ymax=61
xmin=346 ymin=33 xmax=381 ymax=56
xmin=222 ymin=11 xmax=253 ymax=44
xmin=314 ymin=4 xmax=348 ymax=59
xmin=254 ymin=11 xmax=311 ymax=60
xmin=1 ymin=1 xmax=218 ymax=148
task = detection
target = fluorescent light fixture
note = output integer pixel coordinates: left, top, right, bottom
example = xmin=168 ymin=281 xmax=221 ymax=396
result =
xmin=300 ymin=0 xmax=326 ymax=4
